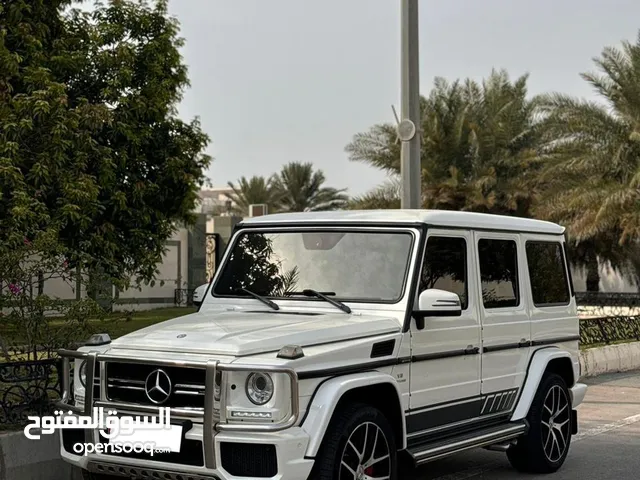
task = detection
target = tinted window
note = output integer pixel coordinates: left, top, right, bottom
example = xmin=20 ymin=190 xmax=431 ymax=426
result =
xmin=478 ymin=239 xmax=519 ymax=308
xmin=526 ymin=241 xmax=570 ymax=306
xmin=421 ymin=236 xmax=468 ymax=309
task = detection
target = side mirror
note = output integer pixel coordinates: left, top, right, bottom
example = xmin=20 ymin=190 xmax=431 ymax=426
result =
xmin=192 ymin=283 xmax=209 ymax=308
xmin=413 ymin=289 xmax=462 ymax=330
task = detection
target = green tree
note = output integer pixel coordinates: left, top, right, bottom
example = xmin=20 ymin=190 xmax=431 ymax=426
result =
xmin=349 ymin=178 xmax=401 ymax=210
xmin=346 ymin=70 xmax=541 ymax=216
xmin=0 ymin=0 xmax=211 ymax=288
xmin=534 ymin=31 xmax=640 ymax=290
xmin=272 ymin=162 xmax=348 ymax=212
xmin=225 ymin=175 xmax=281 ymax=215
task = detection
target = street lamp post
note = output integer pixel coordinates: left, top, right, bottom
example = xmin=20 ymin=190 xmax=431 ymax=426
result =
xmin=399 ymin=0 xmax=421 ymax=209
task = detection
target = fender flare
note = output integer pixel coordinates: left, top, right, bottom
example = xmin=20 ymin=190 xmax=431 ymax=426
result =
xmin=510 ymin=348 xmax=574 ymax=421
xmin=301 ymin=371 xmax=406 ymax=457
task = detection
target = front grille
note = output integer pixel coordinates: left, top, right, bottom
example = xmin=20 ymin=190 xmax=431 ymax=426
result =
xmin=220 ymin=442 xmax=278 ymax=478
xmin=105 ymin=362 xmax=207 ymax=408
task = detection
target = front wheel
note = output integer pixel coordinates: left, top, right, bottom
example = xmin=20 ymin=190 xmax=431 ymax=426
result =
xmin=507 ymin=373 xmax=573 ymax=473
xmin=308 ymin=402 xmax=397 ymax=480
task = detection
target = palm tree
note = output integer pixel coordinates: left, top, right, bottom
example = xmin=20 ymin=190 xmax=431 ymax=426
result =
xmin=349 ymin=177 xmax=402 ymax=210
xmin=272 ymin=162 xmax=348 ymax=212
xmin=345 ymin=70 xmax=542 ymax=216
xmin=225 ymin=175 xmax=280 ymax=215
xmin=534 ymin=30 xmax=640 ymax=290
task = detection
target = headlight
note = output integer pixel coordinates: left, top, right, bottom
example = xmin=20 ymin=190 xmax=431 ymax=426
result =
xmin=78 ymin=360 xmax=87 ymax=387
xmin=245 ymin=372 xmax=274 ymax=405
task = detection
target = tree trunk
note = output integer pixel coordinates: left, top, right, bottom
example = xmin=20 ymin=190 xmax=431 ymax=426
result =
xmin=586 ymin=254 xmax=600 ymax=292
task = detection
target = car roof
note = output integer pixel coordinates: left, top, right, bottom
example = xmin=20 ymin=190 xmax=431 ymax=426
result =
xmin=238 ymin=209 xmax=565 ymax=235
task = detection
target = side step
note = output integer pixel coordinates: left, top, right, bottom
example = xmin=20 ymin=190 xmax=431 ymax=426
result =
xmin=407 ymin=421 xmax=527 ymax=465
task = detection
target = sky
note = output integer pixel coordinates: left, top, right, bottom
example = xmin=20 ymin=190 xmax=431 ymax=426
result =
xmin=167 ymin=0 xmax=640 ymax=197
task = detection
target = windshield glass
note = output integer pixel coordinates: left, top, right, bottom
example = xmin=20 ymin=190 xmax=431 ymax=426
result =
xmin=213 ymin=229 xmax=415 ymax=303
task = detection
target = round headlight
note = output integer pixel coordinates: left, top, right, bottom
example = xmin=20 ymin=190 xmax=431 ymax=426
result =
xmin=78 ymin=361 xmax=87 ymax=387
xmin=245 ymin=372 xmax=274 ymax=405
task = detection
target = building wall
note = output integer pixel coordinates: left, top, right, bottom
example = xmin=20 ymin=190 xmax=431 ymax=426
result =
xmin=113 ymin=227 xmax=189 ymax=310
xmin=1 ymin=225 xmax=196 ymax=313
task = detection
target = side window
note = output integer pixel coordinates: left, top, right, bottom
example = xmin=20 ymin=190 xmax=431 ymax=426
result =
xmin=526 ymin=241 xmax=570 ymax=306
xmin=478 ymin=238 xmax=519 ymax=309
xmin=421 ymin=236 xmax=468 ymax=309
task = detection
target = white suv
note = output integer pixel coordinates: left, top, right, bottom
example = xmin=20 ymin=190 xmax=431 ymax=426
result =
xmin=57 ymin=210 xmax=587 ymax=480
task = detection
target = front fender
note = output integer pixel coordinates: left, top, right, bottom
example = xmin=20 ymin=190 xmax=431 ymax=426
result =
xmin=301 ymin=372 xmax=406 ymax=457
xmin=510 ymin=348 xmax=574 ymax=421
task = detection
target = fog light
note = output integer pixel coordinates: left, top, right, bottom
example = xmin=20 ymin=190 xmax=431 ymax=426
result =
xmin=230 ymin=411 xmax=273 ymax=419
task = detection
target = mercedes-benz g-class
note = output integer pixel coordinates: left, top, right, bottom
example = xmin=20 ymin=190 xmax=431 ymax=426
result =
xmin=57 ymin=210 xmax=587 ymax=480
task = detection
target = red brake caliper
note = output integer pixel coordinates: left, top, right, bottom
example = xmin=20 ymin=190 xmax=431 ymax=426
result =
xmin=364 ymin=466 xmax=374 ymax=476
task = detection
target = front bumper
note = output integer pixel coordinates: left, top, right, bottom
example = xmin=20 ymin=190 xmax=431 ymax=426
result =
xmin=60 ymin=424 xmax=314 ymax=480
xmin=56 ymin=348 xmax=312 ymax=479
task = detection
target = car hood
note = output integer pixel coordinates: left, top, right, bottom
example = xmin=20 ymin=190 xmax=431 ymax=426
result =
xmin=109 ymin=310 xmax=401 ymax=357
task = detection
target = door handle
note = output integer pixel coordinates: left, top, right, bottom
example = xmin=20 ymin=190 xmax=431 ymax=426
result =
xmin=464 ymin=346 xmax=480 ymax=354
xmin=518 ymin=339 xmax=530 ymax=348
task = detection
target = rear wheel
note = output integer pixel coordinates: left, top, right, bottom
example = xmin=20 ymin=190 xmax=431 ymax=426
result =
xmin=308 ymin=402 xmax=397 ymax=480
xmin=507 ymin=373 xmax=573 ymax=473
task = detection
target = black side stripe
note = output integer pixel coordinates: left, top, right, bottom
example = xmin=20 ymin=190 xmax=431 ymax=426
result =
xmin=483 ymin=343 xmax=523 ymax=353
xmin=412 ymin=347 xmax=479 ymax=362
xmin=297 ymin=349 xmax=480 ymax=379
xmin=295 ymin=336 xmax=579 ymax=380
xmin=405 ymin=388 xmax=519 ymax=434
xmin=531 ymin=335 xmax=580 ymax=346
xmin=297 ymin=359 xmax=398 ymax=380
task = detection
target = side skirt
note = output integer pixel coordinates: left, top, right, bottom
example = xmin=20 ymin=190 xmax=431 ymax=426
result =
xmin=407 ymin=421 xmax=528 ymax=466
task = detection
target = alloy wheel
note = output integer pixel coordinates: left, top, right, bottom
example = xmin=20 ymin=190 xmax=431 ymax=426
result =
xmin=540 ymin=384 xmax=571 ymax=463
xmin=339 ymin=421 xmax=391 ymax=480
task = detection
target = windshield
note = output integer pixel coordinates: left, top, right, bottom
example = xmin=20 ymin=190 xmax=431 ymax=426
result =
xmin=213 ymin=229 xmax=415 ymax=303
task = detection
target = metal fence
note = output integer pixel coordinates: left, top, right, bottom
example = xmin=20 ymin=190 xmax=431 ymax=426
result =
xmin=576 ymin=292 xmax=640 ymax=346
xmin=0 ymin=358 xmax=62 ymax=429
xmin=2 ymin=292 xmax=640 ymax=429
xmin=174 ymin=288 xmax=195 ymax=307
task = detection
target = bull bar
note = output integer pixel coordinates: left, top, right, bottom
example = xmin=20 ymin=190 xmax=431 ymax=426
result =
xmin=55 ymin=349 xmax=300 ymax=470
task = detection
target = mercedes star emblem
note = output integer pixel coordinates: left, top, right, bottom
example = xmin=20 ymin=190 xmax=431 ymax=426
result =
xmin=144 ymin=369 xmax=172 ymax=404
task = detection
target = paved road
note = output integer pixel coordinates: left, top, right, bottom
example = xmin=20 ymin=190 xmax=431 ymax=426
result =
xmin=408 ymin=370 xmax=640 ymax=480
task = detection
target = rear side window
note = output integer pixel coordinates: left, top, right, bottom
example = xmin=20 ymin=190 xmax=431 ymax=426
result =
xmin=526 ymin=241 xmax=570 ymax=306
xmin=478 ymin=239 xmax=519 ymax=309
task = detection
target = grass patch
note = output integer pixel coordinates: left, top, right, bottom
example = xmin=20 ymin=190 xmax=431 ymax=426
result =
xmin=96 ymin=307 xmax=197 ymax=339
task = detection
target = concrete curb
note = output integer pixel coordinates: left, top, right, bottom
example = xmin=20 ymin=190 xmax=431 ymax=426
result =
xmin=580 ymin=341 xmax=640 ymax=377
xmin=0 ymin=431 xmax=81 ymax=480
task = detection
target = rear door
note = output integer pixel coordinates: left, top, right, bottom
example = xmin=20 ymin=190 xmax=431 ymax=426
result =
xmin=475 ymin=231 xmax=531 ymax=413
xmin=521 ymin=234 xmax=578 ymax=377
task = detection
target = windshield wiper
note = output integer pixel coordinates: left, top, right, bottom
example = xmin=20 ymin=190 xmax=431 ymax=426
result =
xmin=236 ymin=287 xmax=279 ymax=310
xmin=289 ymin=289 xmax=351 ymax=314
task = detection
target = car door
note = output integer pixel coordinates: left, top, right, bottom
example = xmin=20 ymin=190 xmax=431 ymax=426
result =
xmin=474 ymin=231 xmax=531 ymax=413
xmin=407 ymin=229 xmax=482 ymax=436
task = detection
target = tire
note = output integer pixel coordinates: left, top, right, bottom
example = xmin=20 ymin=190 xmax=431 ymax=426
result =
xmin=308 ymin=402 xmax=398 ymax=480
xmin=507 ymin=373 xmax=573 ymax=474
